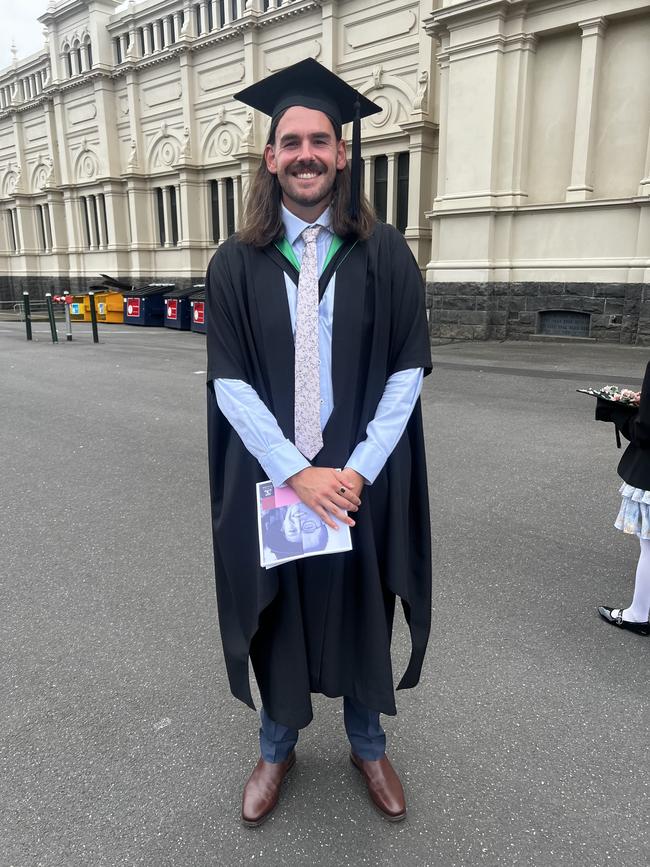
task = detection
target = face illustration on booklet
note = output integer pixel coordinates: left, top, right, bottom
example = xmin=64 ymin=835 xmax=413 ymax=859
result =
xmin=256 ymin=481 xmax=352 ymax=569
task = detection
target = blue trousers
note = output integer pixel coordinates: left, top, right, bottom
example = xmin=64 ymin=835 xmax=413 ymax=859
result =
xmin=260 ymin=697 xmax=386 ymax=763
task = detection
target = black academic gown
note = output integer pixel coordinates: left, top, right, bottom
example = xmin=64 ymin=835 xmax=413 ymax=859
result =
xmin=206 ymin=221 xmax=432 ymax=729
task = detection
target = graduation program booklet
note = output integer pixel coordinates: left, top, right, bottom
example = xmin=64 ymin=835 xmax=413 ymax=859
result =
xmin=256 ymin=480 xmax=353 ymax=569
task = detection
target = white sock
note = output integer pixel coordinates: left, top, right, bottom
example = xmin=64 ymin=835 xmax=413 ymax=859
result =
xmin=622 ymin=537 xmax=650 ymax=623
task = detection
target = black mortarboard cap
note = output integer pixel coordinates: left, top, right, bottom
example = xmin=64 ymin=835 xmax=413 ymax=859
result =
xmin=234 ymin=58 xmax=382 ymax=220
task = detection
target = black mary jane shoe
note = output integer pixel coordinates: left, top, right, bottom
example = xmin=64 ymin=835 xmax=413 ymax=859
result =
xmin=597 ymin=606 xmax=650 ymax=636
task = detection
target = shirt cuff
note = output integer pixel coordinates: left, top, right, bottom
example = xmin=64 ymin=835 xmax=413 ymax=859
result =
xmin=263 ymin=440 xmax=311 ymax=488
xmin=345 ymin=443 xmax=384 ymax=486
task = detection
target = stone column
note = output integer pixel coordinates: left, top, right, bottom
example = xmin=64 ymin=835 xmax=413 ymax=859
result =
xmin=639 ymin=125 xmax=650 ymax=195
xmin=199 ymin=2 xmax=208 ymax=34
xmin=124 ymin=174 xmax=155 ymax=274
xmin=51 ymin=93 xmax=71 ymax=186
xmin=79 ymin=196 xmax=89 ymax=247
xmin=433 ymin=36 xmax=449 ymax=203
xmin=88 ymin=196 xmax=100 ymax=249
xmin=386 ymin=153 xmax=398 ymax=226
xmin=9 ymin=208 xmax=22 ymax=252
xmin=43 ymin=204 xmax=53 ymax=251
xmin=238 ymin=153 xmax=261 ymax=207
xmin=5 ymin=209 xmax=17 ymax=252
xmin=400 ymin=120 xmax=436 ymax=268
xmin=508 ymin=36 xmax=536 ymax=205
xmin=162 ymin=186 xmax=173 ymax=247
xmin=232 ymin=174 xmax=241 ymax=230
xmin=163 ymin=16 xmax=172 ymax=46
xmin=97 ymin=198 xmax=108 ymax=248
xmin=143 ymin=25 xmax=153 ymax=55
xmin=178 ymin=168 xmax=207 ymax=264
xmin=181 ymin=0 xmax=196 ymax=37
xmin=211 ymin=0 xmax=220 ymax=29
xmin=93 ymin=76 xmax=120 ymax=179
xmin=62 ymin=189 xmax=86 ymax=263
xmin=178 ymin=53 xmax=196 ymax=154
xmin=152 ymin=21 xmax=162 ymax=51
xmin=2 ymin=211 xmax=12 ymax=253
xmin=175 ymin=184 xmax=182 ymax=241
xmin=173 ymin=12 xmax=182 ymax=38
xmin=223 ymin=0 xmax=232 ymax=26
xmin=363 ymin=154 xmax=374 ymax=201
xmin=119 ymin=34 xmax=129 ymax=61
xmin=11 ymin=114 xmax=26 ymax=193
xmin=46 ymin=191 xmax=68 ymax=256
xmin=103 ymin=188 xmax=124 ymax=252
xmin=320 ymin=0 xmax=337 ymax=68
xmin=217 ymin=178 xmax=228 ymax=243
xmin=80 ymin=43 xmax=89 ymax=72
xmin=125 ymin=69 xmax=143 ymax=178
xmin=566 ymin=18 xmax=608 ymax=202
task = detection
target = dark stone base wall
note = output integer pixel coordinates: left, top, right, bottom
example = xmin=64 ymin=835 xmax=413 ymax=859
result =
xmin=426 ymin=282 xmax=650 ymax=344
xmin=0 ymin=275 xmax=202 ymax=304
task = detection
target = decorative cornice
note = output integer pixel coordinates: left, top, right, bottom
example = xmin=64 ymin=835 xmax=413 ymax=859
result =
xmin=578 ymin=16 xmax=609 ymax=37
xmin=428 ymin=194 xmax=650 ymax=218
xmin=425 ymin=0 xmax=511 ymax=36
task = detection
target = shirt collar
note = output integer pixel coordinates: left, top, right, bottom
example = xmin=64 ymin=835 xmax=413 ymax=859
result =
xmin=281 ymin=203 xmax=333 ymax=246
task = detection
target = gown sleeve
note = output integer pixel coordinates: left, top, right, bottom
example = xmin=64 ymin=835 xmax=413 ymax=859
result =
xmin=205 ymin=243 xmax=252 ymax=383
xmin=386 ymin=226 xmax=433 ymax=378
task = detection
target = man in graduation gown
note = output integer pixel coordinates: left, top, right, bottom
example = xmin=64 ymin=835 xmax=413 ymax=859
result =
xmin=206 ymin=58 xmax=432 ymax=826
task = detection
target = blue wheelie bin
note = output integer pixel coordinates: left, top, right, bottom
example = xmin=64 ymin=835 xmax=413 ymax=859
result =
xmin=163 ymin=286 xmax=196 ymax=331
xmin=189 ymin=285 xmax=206 ymax=334
xmin=124 ymin=283 xmax=173 ymax=326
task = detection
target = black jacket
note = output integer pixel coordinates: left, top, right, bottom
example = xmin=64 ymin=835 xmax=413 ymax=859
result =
xmin=596 ymin=361 xmax=650 ymax=490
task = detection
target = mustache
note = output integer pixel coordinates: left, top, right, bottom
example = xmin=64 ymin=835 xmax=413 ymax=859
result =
xmin=292 ymin=160 xmax=325 ymax=173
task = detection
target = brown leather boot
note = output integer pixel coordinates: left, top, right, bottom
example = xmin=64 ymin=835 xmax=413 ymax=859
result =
xmin=241 ymin=751 xmax=296 ymax=827
xmin=350 ymin=752 xmax=406 ymax=821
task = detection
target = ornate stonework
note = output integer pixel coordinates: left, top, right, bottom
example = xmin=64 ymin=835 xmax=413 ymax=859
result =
xmin=0 ymin=0 xmax=436 ymax=293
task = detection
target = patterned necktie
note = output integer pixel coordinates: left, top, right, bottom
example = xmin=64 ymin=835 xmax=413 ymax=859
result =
xmin=294 ymin=225 xmax=323 ymax=460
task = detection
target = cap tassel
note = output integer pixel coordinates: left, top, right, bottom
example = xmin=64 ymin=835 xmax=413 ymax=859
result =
xmin=350 ymin=97 xmax=361 ymax=222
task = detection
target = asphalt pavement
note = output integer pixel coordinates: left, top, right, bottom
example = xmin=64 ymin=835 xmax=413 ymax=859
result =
xmin=1 ymin=321 xmax=649 ymax=867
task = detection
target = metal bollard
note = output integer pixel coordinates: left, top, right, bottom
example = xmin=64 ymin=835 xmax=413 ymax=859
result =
xmin=23 ymin=291 xmax=32 ymax=341
xmin=63 ymin=291 xmax=72 ymax=341
xmin=88 ymin=291 xmax=99 ymax=344
xmin=45 ymin=293 xmax=58 ymax=343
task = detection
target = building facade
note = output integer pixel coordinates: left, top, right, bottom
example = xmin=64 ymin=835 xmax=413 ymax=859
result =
xmin=2 ymin=0 xmax=649 ymax=342
xmin=0 ymin=0 xmax=437 ymax=299
xmin=426 ymin=0 xmax=650 ymax=343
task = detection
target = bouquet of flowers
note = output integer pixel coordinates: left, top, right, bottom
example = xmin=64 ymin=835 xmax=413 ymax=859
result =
xmin=577 ymin=385 xmax=641 ymax=406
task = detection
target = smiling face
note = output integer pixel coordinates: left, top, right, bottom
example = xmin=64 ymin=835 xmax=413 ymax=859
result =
xmin=264 ymin=105 xmax=347 ymax=222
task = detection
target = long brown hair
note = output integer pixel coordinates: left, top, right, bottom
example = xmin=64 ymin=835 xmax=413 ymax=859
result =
xmin=238 ymin=110 xmax=376 ymax=247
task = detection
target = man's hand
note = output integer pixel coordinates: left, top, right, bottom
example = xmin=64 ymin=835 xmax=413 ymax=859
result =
xmin=286 ymin=467 xmax=363 ymax=530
